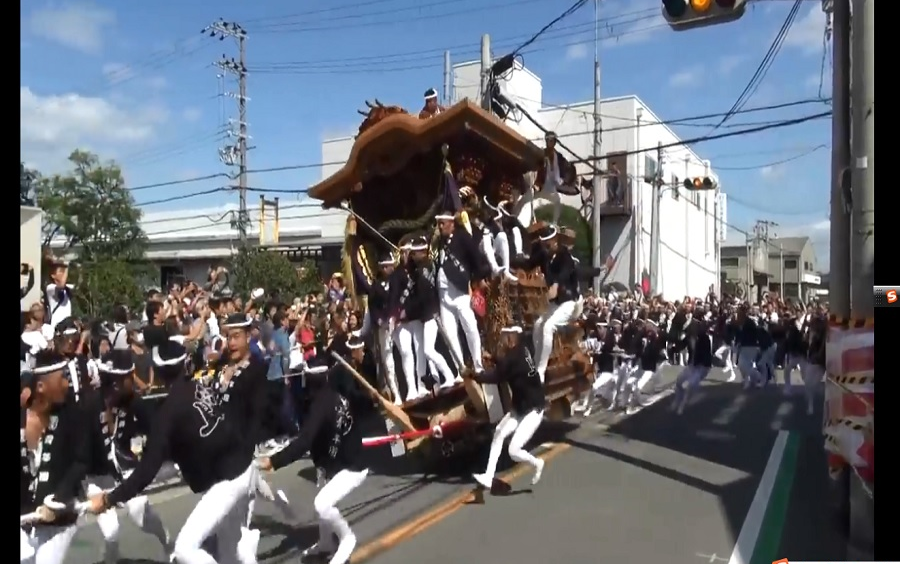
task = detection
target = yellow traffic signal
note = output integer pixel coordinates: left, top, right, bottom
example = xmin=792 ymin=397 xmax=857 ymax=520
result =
xmin=683 ymin=177 xmax=717 ymax=191
xmin=662 ymin=0 xmax=747 ymax=31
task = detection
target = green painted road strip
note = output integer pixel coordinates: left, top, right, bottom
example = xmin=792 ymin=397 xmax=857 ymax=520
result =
xmin=749 ymin=432 xmax=800 ymax=564
xmin=727 ymin=431 xmax=800 ymax=564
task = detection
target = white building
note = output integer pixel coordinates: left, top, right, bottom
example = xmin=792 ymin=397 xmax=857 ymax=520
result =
xmin=53 ymin=201 xmax=348 ymax=289
xmin=321 ymin=60 xmax=725 ymax=299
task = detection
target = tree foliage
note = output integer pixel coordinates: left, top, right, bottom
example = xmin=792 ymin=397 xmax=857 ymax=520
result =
xmin=535 ymin=203 xmax=592 ymax=262
xmin=21 ymin=162 xmax=37 ymax=206
xmin=34 ymin=150 xmax=150 ymax=317
xmin=35 ymin=150 xmax=147 ymax=262
xmin=231 ymin=246 xmax=322 ymax=302
xmin=70 ymin=261 xmax=154 ymax=318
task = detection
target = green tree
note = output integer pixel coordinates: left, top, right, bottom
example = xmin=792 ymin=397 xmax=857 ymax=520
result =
xmin=535 ymin=203 xmax=592 ymax=262
xmin=230 ymin=246 xmax=321 ymax=301
xmin=70 ymin=260 xmax=154 ymax=318
xmin=21 ymin=162 xmax=37 ymax=206
xmin=35 ymin=150 xmax=150 ymax=316
xmin=36 ymin=150 xmax=147 ymax=261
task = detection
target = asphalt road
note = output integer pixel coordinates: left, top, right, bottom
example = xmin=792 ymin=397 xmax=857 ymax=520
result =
xmin=63 ymin=366 xmax=846 ymax=564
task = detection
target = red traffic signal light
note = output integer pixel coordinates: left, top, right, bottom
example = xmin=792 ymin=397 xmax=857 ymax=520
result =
xmin=683 ymin=177 xmax=717 ymax=190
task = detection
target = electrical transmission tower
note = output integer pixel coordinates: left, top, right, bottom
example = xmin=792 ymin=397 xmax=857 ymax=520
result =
xmin=204 ymin=20 xmax=250 ymax=243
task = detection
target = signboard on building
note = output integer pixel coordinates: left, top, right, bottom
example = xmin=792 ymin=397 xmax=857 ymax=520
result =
xmin=716 ymin=192 xmax=728 ymax=242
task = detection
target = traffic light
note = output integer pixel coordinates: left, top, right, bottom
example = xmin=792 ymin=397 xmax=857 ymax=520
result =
xmin=683 ymin=177 xmax=717 ymax=191
xmin=662 ymin=0 xmax=747 ymax=31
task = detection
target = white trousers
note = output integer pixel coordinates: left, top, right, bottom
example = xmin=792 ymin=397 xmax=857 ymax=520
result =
xmin=623 ymin=367 xmax=661 ymax=406
xmin=313 ymin=469 xmax=369 ymax=564
xmin=481 ymin=410 xmax=544 ymax=480
xmin=783 ymin=353 xmax=804 ymax=390
xmin=172 ymin=462 xmax=258 ymax=564
xmin=674 ymin=366 xmax=711 ymax=409
xmin=21 ymin=524 xmax=77 ymax=564
xmin=758 ymin=344 xmax=777 ymax=382
xmin=394 ymin=320 xmax=455 ymax=399
xmin=515 ymin=185 xmax=561 ymax=227
xmin=376 ymin=325 xmax=400 ymax=402
xmin=714 ymin=344 xmax=737 ymax=380
xmin=737 ymin=346 xmax=761 ymax=385
xmin=439 ymin=285 xmax=483 ymax=373
xmin=87 ymin=475 xmax=169 ymax=562
xmin=800 ymin=361 xmax=825 ymax=412
xmin=533 ymin=300 xmax=578 ymax=381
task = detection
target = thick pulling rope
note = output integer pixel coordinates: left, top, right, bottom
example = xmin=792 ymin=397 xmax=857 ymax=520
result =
xmin=20 ymin=494 xmax=91 ymax=525
xmin=361 ymin=420 xmax=469 ymax=448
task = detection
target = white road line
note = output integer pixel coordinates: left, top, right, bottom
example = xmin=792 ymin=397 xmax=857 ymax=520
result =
xmin=727 ymin=430 xmax=789 ymax=564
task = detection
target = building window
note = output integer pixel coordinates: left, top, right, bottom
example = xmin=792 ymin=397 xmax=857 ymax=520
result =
xmin=721 ymin=257 xmax=739 ymax=267
xmin=804 ymin=261 xmax=812 ymax=271
xmin=784 ymin=259 xmax=798 ymax=269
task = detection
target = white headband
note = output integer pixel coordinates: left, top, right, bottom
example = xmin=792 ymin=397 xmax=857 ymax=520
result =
xmin=435 ymin=214 xmax=455 ymax=221
xmin=222 ymin=317 xmax=253 ymax=329
xmin=539 ymin=226 xmax=558 ymax=241
xmin=408 ymin=243 xmax=429 ymax=251
xmin=58 ymin=327 xmax=78 ymax=336
xmin=98 ymin=363 xmax=135 ymax=375
xmin=400 ymin=243 xmax=412 ymax=251
xmin=379 ymin=258 xmax=395 ymax=266
xmin=346 ymin=340 xmax=365 ymax=350
xmin=305 ymin=365 xmax=329 ymax=375
xmin=424 ymin=91 xmax=438 ymax=100
xmin=32 ymin=360 xmax=68 ymax=375
xmin=151 ymin=347 xmax=187 ymax=367
xmin=482 ymin=196 xmax=497 ymax=211
xmin=500 ymin=326 xmax=523 ymax=334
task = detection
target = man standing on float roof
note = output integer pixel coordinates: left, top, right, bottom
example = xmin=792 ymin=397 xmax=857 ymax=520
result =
xmin=418 ymin=87 xmax=445 ymax=119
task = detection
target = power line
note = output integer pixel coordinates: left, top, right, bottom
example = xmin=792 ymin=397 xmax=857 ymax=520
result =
xmin=714 ymin=0 xmax=803 ymax=129
xmin=127 ymin=99 xmax=828 ymax=193
xmin=578 ymin=112 xmax=831 ymax=163
xmin=714 ymin=144 xmax=827 ymax=170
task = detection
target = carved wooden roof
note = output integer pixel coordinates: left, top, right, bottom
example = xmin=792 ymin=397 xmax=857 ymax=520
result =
xmin=308 ymin=99 xmax=543 ymax=206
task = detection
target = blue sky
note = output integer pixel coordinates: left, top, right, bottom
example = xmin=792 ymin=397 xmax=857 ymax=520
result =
xmin=20 ymin=0 xmax=833 ymax=267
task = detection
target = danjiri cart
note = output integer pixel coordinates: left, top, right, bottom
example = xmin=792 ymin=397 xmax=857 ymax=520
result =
xmin=307 ymin=99 xmax=594 ymax=460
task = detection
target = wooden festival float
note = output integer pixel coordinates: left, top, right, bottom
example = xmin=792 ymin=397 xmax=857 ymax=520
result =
xmin=308 ymin=99 xmax=594 ymax=459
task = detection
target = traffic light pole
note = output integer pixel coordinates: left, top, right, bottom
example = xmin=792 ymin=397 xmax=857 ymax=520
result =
xmin=829 ymin=0 xmax=851 ymax=320
xmin=648 ymin=142 xmax=664 ymax=294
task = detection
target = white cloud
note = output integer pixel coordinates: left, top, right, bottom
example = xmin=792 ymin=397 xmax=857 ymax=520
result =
xmin=784 ymin=6 xmax=827 ymax=55
xmin=146 ymin=76 xmax=168 ymax=90
xmin=669 ymin=66 xmax=702 ymax=88
xmin=182 ymin=107 xmax=202 ymax=122
xmin=718 ymin=55 xmax=745 ymax=75
xmin=20 ymin=86 xmax=167 ymax=173
xmin=759 ymin=165 xmax=785 ymax=179
xmin=565 ymin=43 xmax=589 ymax=61
xmin=27 ymin=5 xmax=116 ymax=54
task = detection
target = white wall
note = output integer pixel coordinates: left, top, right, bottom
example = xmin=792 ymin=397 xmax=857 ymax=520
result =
xmin=20 ymin=206 xmax=43 ymax=311
xmin=633 ymin=103 xmax=719 ymax=299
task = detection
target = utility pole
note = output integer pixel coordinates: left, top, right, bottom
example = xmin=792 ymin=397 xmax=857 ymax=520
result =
xmin=647 ymin=142 xmax=664 ymax=294
xmin=754 ymin=219 xmax=783 ymax=294
xmin=591 ymin=0 xmax=604 ymax=295
xmin=850 ymin=0 xmax=874 ymax=318
xmin=207 ymin=20 xmax=249 ymax=244
xmin=443 ymin=51 xmax=452 ymax=106
xmin=828 ymin=0 xmax=851 ymax=319
xmin=259 ymin=196 xmax=280 ymax=246
xmin=479 ymin=35 xmax=491 ymax=111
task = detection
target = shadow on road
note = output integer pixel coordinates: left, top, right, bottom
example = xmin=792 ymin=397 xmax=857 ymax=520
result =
xmin=564 ymin=379 xmax=837 ymax=558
